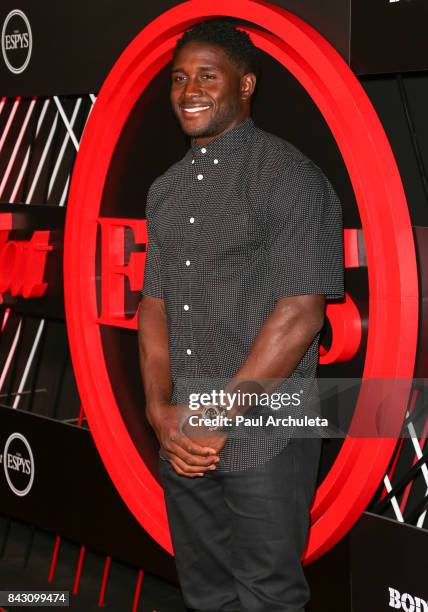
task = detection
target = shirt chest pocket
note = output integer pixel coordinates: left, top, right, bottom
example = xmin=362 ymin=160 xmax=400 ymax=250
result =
xmin=196 ymin=209 xmax=254 ymax=279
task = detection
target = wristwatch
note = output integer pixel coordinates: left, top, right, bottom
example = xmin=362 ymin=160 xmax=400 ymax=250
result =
xmin=201 ymin=404 xmax=228 ymax=431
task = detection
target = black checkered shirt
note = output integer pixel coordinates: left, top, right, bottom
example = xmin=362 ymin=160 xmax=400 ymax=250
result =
xmin=141 ymin=116 xmax=344 ymax=470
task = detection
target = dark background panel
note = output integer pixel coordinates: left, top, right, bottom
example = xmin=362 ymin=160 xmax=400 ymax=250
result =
xmin=2 ymin=0 xmax=428 ymax=97
xmin=351 ymin=0 xmax=428 ymax=75
xmin=0 ymin=0 xmax=352 ymax=97
xmin=0 ymin=0 xmax=185 ymax=97
xmin=351 ymin=513 xmax=428 ymax=611
xmin=0 ymin=407 xmax=177 ymax=579
xmin=360 ymin=75 xmax=428 ymax=226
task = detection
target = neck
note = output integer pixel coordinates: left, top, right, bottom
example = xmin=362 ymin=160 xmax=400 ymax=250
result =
xmin=194 ymin=114 xmax=251 ymax=147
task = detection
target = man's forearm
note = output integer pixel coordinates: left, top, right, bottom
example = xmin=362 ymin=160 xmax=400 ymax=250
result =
xmin=224 ymin=294 xmax=325 ymax=416
xmin=138 ymin=295 xmax=221 ymax=470
xmin=137 ymin=295 xmax=172 ymax=423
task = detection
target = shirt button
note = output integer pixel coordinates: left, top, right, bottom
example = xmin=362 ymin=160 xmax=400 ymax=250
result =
xmin=214 ymin=159 xmax=219 ymax=164
xmin=183 ymin=304 xmax=189 ymax=311
xmin=185 ymin=260 xmax=191 ymax=266
xmin=201 ymin=147 xmax=207 ymax=154
xmin=197 ymin=174 xmax=203 ymax=180
xmin=191 ymin=159 xmax=195 ymax=164
xmin=186 ymin=349 xmax=192 ymax=355
xmin=189 ymin=217 xmax=195 ymax=224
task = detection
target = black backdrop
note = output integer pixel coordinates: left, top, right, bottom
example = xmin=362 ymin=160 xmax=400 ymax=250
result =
xmin=1 ymin=0 xmax=428 ymax=97
xmin=0 ymin=1 xmax=427 ymax=605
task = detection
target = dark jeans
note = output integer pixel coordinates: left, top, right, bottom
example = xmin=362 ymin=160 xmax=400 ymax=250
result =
xmin=158 ymin=437 xmax=321 ymax=612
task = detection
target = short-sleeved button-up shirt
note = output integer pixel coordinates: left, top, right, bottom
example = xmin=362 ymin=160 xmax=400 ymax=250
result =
xmin=142 ymin=116 xmax=344 ymax=470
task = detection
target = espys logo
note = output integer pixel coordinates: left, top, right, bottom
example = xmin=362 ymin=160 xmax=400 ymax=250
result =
xmin=1 ymin=433 xmax=35 ymax=496
xmin=1 ymin=9 xmax=32 ymax=74
xmin=389 ymin=588 xmax=428 ymax=611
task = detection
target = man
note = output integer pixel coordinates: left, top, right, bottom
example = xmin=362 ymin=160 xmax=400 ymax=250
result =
xmin=138 ymin=19 xmax=344 ymax=612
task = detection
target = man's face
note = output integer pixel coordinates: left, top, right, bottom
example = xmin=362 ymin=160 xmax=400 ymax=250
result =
xmin=170 ymin=41 xmax=247 ymax=140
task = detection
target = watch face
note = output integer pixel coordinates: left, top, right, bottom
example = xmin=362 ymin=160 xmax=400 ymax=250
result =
xmin=203 ymin=406 xmax=220 ymax=419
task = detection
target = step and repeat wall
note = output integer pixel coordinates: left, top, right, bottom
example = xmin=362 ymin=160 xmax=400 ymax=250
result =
xmin=0 ymin=0 xmax=427 ymax=608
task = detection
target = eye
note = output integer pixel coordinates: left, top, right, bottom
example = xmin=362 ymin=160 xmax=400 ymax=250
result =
xmin=172 ymin=74 xmax=186 ymax=82
xmin=201 ymin=74 xmax=216 ymax=80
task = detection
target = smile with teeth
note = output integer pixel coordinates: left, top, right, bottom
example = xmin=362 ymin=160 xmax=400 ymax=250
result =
xmin=182 ymin=105 xmax=211 ymax=114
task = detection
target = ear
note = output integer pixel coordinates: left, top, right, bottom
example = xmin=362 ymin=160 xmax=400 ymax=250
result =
xmin=240 ymin=72 xmax=257 ymax=100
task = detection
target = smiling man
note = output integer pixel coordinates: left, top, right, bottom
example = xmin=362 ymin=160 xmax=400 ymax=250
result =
xmin=138 ymin=18 xmax=344 ymax=612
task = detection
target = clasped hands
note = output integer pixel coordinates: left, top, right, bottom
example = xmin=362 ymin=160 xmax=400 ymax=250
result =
xmin=149 ymin=402 xmax=228 ymax=477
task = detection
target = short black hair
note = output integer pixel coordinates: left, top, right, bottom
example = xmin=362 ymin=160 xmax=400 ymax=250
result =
xmin=173 ymin=18 xmax=260 ymax=78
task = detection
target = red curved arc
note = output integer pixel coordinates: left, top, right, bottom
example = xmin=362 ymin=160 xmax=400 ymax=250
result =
xmin=242 ymin=12 xmax=417 ymax=558
xmin=319 ymin=294 xmax=362 ymax=364
xmin=64 ymin=0 xmax=418 ymax=563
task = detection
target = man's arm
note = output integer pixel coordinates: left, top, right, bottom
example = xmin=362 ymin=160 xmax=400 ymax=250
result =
xmin=137 ymin=296 xmax=171 ymax=412
xmin=227 ymin=160 xmax=342 ymax=403
xmin=225 ymin=294 xmax=325 ymax=414
xmin=138 ymin=295 xmax=219 ymax=476
xmin=182 ymin=294 xmax=325 ymax=449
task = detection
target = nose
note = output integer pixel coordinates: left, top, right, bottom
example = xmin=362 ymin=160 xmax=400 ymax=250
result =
xmin=182 ymin=75 xmax=203 ymax=99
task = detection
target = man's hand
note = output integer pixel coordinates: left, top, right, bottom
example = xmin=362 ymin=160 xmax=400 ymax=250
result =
xmin=147 ymin=403 xmax=221 ymax=477
xmin=181 ymin=406 xmax=228 ymax=455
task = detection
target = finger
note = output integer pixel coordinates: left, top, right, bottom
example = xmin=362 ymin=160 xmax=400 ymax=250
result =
xmin=165 ymin=431 xmax=219 ymax=464
xmin=171 ymin=453 xmax=216 ymax=475
xmin=167 ymin=441 xmax=220 ymax=467
xmin=168 ymin=458 xmax=206 ymax=478
xmin=165 ymin=443 xmax=219 ymax=469
xmin=178 ymin=433 xmax=220 ymax=457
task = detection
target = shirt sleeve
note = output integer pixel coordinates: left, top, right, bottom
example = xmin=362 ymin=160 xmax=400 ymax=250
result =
xmin=265 ymin=160 xmax=344 ymax=301
xmin=141 ymin=188 xmax=163 ymax=299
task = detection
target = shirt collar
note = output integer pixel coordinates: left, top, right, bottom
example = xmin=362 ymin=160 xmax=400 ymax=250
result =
xmin=190 ymin=116 xmax=255 ymax=159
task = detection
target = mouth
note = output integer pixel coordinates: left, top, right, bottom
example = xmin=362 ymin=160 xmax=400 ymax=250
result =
xmin=180 ymin=105 xmax=211 ymax=116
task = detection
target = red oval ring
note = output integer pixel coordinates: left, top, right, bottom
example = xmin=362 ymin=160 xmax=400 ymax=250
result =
xmin=64 ymin=0 xmax=418 ymax=562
